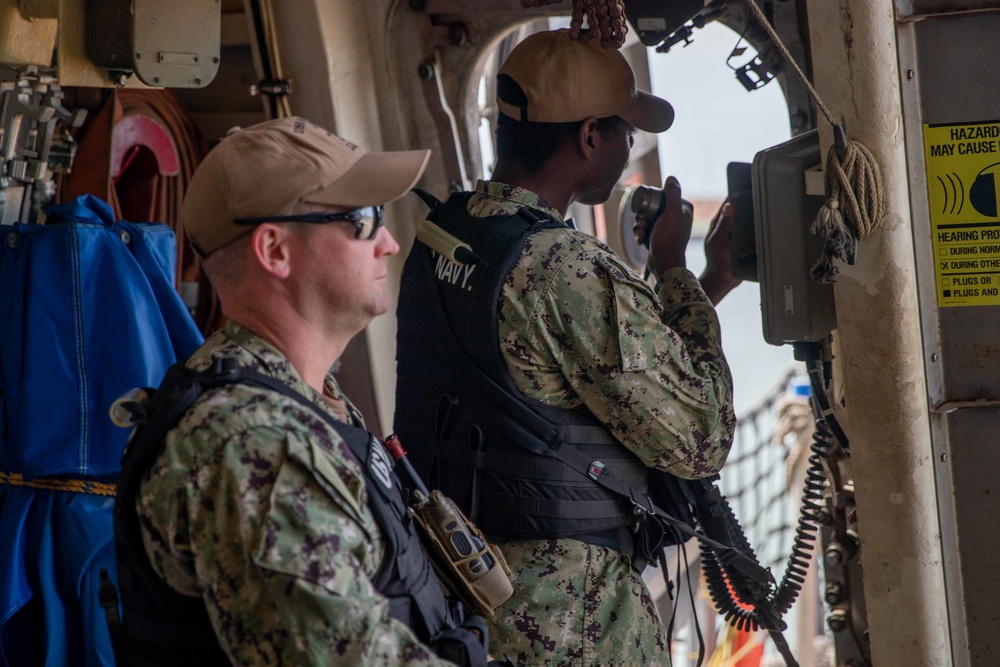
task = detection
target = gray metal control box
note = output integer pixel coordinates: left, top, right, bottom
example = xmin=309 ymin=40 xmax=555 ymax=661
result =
xmin=753 ymin=130 xmax=837 ymax=345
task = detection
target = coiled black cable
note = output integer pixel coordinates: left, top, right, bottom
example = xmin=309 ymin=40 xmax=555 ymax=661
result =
xmin=699 ymin=410 xmax=835 ymax=632
xmin=699 ymin=499 xmax=766 ymax=630
xmin=773 ymin=420 xmax=833 ymax=614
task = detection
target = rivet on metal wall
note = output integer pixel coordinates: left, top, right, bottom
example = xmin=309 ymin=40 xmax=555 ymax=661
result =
xmin=827 ymin=609 xmax=848 ymax=633
xmin=417 ymin=61 xmax=435 ymax=81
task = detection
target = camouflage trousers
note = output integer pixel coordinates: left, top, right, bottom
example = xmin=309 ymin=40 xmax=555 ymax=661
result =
xmin=488 ymin=538 xmax=671 ymax=666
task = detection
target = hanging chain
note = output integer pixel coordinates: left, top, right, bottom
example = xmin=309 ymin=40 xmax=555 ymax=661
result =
xmin=520 ymin=0 xmax=628 ymax=48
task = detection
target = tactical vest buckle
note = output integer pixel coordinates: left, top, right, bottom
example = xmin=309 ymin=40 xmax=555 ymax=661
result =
xmin=587 ymin=460 xmax=607 ymax=480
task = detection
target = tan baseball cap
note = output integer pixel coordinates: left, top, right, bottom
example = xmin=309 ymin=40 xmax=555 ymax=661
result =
xmin=183 ymin=117 xmax=431 ymax=255
xmin=497 ymin=29 xmax=674 ymax=132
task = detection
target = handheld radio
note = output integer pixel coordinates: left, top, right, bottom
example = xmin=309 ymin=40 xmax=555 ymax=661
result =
xmin=384 ymin=434 xmax=514 ymax=618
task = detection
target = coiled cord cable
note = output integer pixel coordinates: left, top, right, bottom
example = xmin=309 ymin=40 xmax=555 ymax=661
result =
xmin=699 ymin=404 xmax=835 ymax=633
xmin=773 ymin=420 xmax=833 ymax=615
xmin=699 ymin=495 xmax=768 ymax=631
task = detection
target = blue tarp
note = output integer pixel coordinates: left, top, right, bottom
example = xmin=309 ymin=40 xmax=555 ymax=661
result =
xmin=0 ymin=195 xmax=203 ymax=666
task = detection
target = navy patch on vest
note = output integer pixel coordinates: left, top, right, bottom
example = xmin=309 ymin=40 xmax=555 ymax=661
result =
xmin=369 ymin=435 xmax=395 ymax=491
xmin=430 ymin=249 xmax=485 ymax=299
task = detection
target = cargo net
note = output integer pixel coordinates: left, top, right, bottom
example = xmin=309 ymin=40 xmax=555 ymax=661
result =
xmin=520 ymin=0 xmax=628 ymax=48
xmin=719 ymin=368 xmax=808 ymax=581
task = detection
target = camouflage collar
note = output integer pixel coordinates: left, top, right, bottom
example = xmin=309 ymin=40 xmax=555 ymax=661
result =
xmin=223 ymin=320 xmax=297 ymax=374
xmin=473 ymin=180 xmax=564 ymax=223
xmin=221 ymin=319 xmax=362 ymax=425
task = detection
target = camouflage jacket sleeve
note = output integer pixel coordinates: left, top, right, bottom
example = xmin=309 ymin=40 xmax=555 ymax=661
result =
xmin=506 ymin=244 xmax=735 ymax=478
xmin=140 ymin=424 xmax=451 ymax=666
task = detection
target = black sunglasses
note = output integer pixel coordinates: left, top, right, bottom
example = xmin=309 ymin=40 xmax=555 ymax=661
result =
xmin=233 ymin=206 xmax=384 ymax=240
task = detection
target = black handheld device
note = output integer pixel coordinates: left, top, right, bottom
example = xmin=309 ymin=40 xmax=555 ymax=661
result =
xmin=727 ymin=161 xmax=759 ymax=282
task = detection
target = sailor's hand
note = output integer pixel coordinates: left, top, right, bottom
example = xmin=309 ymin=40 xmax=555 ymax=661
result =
xmin=635 ymin=176 xmax=693 ymax=278
xmin=699 ymin=201 xmax=741 ymax=305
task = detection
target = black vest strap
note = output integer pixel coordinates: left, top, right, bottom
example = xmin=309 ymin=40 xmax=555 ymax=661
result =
xmin=476 ymin=445 xmax=647 ymax=485
xmin=549 ymin=443 xmax=776 ymax=587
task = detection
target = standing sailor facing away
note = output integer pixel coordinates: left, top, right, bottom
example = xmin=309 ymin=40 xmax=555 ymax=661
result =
xmin=113 ymin=117 xmax=489 ymax=666
xmin=394 ymin=30 xmax=740 ymax=666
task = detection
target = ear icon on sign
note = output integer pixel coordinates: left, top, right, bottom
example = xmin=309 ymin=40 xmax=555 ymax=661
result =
xmin=970 ymin=163 xmax=1000 ymax=218
xmin=936 ymin=172 xmax=965 ymax=215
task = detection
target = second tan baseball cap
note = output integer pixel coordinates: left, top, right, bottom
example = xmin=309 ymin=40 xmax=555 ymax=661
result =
xmin=497 ymin=29 xmax=674 ymax=133
xmin=183 ymin=117 xmax=431 ymax=255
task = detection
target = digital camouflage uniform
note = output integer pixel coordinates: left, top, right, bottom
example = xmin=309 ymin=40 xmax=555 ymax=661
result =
xmin=137 ymin=321 xmax=454 ymax=666
xmin=466 ymin=180 xmax=737 ymax=666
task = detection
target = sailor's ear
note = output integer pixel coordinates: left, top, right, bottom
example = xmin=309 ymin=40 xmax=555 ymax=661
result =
xmin=250 ymin=223 xmax=293 ymax=279
xmin=577 ymin=117 xmax=601 ymax=159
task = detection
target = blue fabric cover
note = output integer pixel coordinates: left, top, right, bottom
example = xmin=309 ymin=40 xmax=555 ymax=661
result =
xmin=0 ymin=195 xmax=203 ymax=666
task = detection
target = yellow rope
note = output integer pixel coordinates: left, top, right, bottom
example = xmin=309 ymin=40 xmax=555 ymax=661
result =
xmin=0 ymin=471 xmax=117 ymax=496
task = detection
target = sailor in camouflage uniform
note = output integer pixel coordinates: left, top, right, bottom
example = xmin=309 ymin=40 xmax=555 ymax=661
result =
xmin=394 ymin=31 xmax=740 ymax=666
xmin=124 ymin=118 xmax=488 ymax=665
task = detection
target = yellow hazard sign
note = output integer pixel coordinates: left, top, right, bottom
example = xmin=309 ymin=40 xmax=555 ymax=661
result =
xmin=924 ymin=120 xmax=1000 ymax=307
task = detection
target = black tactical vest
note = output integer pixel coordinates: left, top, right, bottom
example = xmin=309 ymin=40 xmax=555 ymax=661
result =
xmin=113 ymin=361 xmax=485 ymax=666
xmin=394 ymin=193 xmax=656 ymax=550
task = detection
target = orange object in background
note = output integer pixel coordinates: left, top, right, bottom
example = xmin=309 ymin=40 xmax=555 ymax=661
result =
xmin=704 ymin=624 xmax=764 ymax=667
xmin=733 ymin=628 xmax=764 ymax=667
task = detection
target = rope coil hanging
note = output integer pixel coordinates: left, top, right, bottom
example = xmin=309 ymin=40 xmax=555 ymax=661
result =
xmin=520 ymin=0 xmax=628 ymax=48
xmin=745 ymin=0 xmax=886 ymax=283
